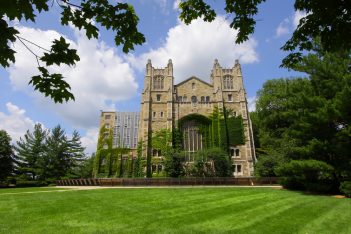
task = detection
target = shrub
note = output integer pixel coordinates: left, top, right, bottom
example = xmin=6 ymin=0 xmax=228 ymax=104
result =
xmin=15 ymin=180 xmax=48 ymax=187
xmin=276 ymin=160 xmax=335 ymax=193
xmin=195 ymin=148 xmax=231 ymax=177
xmin=340 ymin=181 xmax=351 ymax=197
xmin=164 ymin=151 xmax=186 ymax=178
xmin=254 ymin=152 xmax=285 ymax=178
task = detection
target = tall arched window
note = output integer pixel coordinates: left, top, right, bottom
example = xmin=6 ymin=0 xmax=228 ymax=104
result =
xmin=223 ymin=75 xmax=233 ymax=89
xmin=153 ymin=76 xmax=164 ymax=90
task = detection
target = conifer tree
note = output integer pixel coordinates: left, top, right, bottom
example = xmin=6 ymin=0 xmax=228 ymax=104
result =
xmin=15 ymin=124 xmax=48 ymax=180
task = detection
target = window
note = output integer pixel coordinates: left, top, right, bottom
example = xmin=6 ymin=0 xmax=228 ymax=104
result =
xmin=105 ymin=115 xmax=111 ymax=120
xmin=228 ymin=94 xmax=233 ymax=102
xmin=235 ymin=149 xmax=240 ymax=157
xmin=230 ymin=148 xmax=240 ymax=157
xmin=153 ymin=76 xmax=164 ymax=90
xmin=105 ymin=123 xmax=110 ymax=129
xmin=237 ymin=165 xmax=242 ymax=173
xmin=233 ymin=164 xmax=243 ymax=175
xmin=206 ymin=96 xmax=210 ymax=102
xmin=103 ymin=133 xmax=108 ymax=140
xmin=192 ymin=82 xmax=195 ymax=90
xmin=191 ymin=96 xmax=197 ymax=103
xmin=223 ymin=75 xmax=233 ymax=89
xmin=160 ymin=112 xmax=164 ymax=117
xmin=183 ymin=96 xmax=187 ymax=102
xmin=156 ymin=94 xmax=161 ymax=101
xmin=178 ymin=96 xmax=183 ymax=102
xmin=201 ymin=96 xmax=205 ymax=102
xmin=153 ymin=112 xmax=156 ymax=117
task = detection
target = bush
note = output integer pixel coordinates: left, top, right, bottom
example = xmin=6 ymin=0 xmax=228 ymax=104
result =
xmin=254 ymin=152 xmax=285 ymax=178
xmin=340 ymin=181 xmax=351 ymax=197
xmin=194 ymin=148 xmax=231 ymax=177
xmin=276 ymin=160 xmax=335 ymax=193
xmin=15 ymin=180 xmax=48 ymax=187
xmin=164 ymin=151 xmax=186 ymax=178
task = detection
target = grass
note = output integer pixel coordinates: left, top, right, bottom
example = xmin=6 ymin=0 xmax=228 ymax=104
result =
xmin=0 ymin=187 xmax=350 ymax=234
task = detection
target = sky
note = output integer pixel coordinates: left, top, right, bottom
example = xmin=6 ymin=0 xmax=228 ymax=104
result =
xmin=0 ymin=0 xmax=306 ymax=154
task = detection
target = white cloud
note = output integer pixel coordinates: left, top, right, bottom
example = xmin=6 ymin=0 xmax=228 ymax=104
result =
xmin=0 ymin=102 xmax=36 ymax=143
xmin=173 ymin=0 xmax=181 ymax=10
xmin=7 ymin=25 xmax=138 ymax=129
xmin=293 ymin=10 xmax=307 ymax=28
xmin=80 ymin=127 xmax=99 ymax=155
xmin=247 ymin=96 xmax=257 ymax=112
xmin=276 ymin=19 xmax=290 ymax=37
xmin=275 ymin=10 xmax=307 ymax=38
xmin=128 ymin=17 xmax=258 ymax=83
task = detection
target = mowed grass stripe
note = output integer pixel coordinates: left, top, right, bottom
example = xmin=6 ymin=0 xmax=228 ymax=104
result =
xmin=0 ymin=188 xmax=350 ymax=234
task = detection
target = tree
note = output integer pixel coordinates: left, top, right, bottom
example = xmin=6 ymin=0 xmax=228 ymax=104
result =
xmin=255 ymin=46 xmax=351 ymax=191
xmin=74 ymin=153 xmax=95 ymax=178
xmin=15 ymin=124 xmax=85 ymax=181
xmin=0 ymin=130 xmax=15 ymax=181
xmin=2 ymin=1 xmax=350 ymax=102
xmin=15 ymin=123 xmax=48 ymax=180
xmin=44 ymin=125 xmax=85 ymax=180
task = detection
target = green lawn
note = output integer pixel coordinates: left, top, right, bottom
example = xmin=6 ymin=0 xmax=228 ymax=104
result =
xmin=0 ymin=187 xmax=350 ymax=234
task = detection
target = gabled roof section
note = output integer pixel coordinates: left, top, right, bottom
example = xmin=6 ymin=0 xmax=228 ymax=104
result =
xmin=175 ymin=76 xmax=213 ymax=87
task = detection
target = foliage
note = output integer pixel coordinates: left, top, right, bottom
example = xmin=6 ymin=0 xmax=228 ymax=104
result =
xmin=194 ymin=147 xmax=231 ymax=177
xmin=276 ymin=160 xmax=335 ymax=193
xmin=15 ymin=123 xmax=48 ymax=180
xmin=164 ymin=150 xmax=186 ymax=178
xmin=15 ymin=123 xmax=85 ymax=182
xmin=1 ymin=0 xmax=144 ymax=102
xmin=73 ymin=154 xmax=95 ymax=178
xmin=0 ymin=130 xmax=15 ymax=181
xmin=178 ymin=0 xmax=351 ymax=68
xmin=254 ymin=152 xmax=285 ymax=178
xmin=339 ymin=181 xmax=351 ymax=198
xmin=255 ymin=46 xmax=351 ymax=193
xmin=178 ymin=109 xmax=245 ymax=153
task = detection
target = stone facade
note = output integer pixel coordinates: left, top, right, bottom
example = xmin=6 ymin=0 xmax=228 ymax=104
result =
xmin=138 ymin=59 xmax=256 ymax=177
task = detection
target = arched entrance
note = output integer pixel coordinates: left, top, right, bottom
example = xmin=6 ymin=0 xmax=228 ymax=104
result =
xmin=178 ymin=114 xmax=211 ymax=161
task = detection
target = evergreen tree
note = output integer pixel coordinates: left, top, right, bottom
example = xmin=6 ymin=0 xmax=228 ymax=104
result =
xmin=45 ymin=125 xmax=85 ymax=180
xmin=15 ymin=124 xmax=48 ymax=180
xmin=0 ymin=130 xmax=15 ymax=181
xmin=255 ymin=47 xmax=351 ymax=191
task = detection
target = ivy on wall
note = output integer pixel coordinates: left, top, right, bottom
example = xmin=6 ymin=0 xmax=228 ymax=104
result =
xmin=177 ymin=107 xmax=245 ymax=153
xmin=93 ymin=125 xmax=142 ymax=178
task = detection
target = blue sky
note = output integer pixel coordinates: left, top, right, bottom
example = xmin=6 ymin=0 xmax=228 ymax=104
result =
xmin=0 ymin=0 xmax=306 ymax=154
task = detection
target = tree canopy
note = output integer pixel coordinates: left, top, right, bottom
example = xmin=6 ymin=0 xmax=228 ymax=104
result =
xmin=253 ymin=44 xmax=351 ymax=192
xmin=1 ymin=0 xmax=350 ymax=102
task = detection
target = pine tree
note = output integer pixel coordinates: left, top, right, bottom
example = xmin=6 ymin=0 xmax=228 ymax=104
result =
xmin=15 ymin=124 xmax=48 ymax=180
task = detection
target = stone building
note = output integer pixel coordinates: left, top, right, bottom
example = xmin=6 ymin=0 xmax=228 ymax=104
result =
xmin=138 ymin=59 xmax=256 ymax=177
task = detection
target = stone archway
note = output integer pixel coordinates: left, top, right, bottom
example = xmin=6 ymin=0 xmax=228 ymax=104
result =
xmin=178 ymin=114 xmax=211 ymax=161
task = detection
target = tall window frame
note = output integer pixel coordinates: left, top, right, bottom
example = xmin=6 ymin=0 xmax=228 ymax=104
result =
xmin=223 ymin=75 xmax=234 ymax=90
xmin=153 ymin=75 xmax=164 ymax=90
